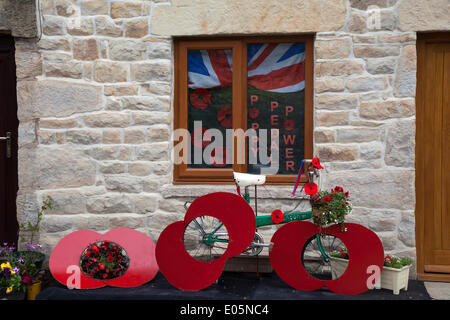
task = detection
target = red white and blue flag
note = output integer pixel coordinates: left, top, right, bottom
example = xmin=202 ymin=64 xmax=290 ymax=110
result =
xmin=188 ymin=43 xmax=305 ymax=93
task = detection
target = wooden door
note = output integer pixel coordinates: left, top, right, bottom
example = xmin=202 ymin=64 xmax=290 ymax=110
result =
xmin=0 ymin=35 xmax=19 ymax=246
xmin=416 ymin=33 xmax=450 ymax=281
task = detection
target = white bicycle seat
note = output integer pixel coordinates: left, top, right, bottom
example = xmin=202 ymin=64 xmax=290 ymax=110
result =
xmin=233 ymin=172 xmax=266 ymax=188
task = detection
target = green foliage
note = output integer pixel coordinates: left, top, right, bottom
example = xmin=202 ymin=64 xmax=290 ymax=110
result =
xmin=384 ymin=256 xmax=413 ymax=269
xmin=19 ymin=195 xmax=53 ymax=243
xmin=311 ymin=186 xmax=352 ymax=231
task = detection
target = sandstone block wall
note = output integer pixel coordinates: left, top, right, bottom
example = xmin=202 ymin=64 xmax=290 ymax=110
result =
xmin=11 ymin=0 xmax=450 ymax=278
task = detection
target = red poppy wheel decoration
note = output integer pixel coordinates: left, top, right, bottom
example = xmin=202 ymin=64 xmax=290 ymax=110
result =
xmin=49 ymin=228 xmax=158 ymax=289
xmin=190 ymin=89 xmax=212 ymax=110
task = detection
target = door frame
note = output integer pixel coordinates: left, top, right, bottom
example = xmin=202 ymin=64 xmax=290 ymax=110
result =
xmin=416 ymin=32 xmax=450 ymax=282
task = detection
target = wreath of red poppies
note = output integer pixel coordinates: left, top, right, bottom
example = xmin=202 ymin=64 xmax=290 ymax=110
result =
xmin=80 ymin=241 xmax=129 ymax=280
xmin=49 ymin=228 xmax=158 ymax=289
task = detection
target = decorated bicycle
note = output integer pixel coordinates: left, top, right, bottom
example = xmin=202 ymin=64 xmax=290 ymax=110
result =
xmin=155 ymin=158 xmax=385 ymax=293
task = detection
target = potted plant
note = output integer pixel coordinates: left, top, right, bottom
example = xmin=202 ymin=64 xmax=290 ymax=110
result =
xmin=0 ymin=245 xmax=26 ymax=300
xmin=329 ymin=250 xmax=413 ymax=295
xmin=14 ymin=243 xmax=46 ymax=300
xmin=379 ymin=255 xmax=413 ymax=295
xmin=17 ymin=196 xmax=53 ymax=269
xmin=310 ymin=186 xmax=352 ymax=232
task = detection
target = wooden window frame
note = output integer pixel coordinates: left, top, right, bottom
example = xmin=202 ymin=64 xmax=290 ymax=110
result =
xmin=173 ymin=35 xmax=314 ymax=185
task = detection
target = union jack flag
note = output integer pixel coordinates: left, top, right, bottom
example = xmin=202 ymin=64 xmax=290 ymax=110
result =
xmin=188 ymin=43 xmax=305 ymax=93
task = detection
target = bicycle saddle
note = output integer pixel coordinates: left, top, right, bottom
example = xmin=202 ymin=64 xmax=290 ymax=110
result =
xmin=233 ymin=172 xmax=266 ymax=188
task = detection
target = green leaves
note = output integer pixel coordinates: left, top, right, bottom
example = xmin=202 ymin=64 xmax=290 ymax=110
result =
xmin=19 ymin=195 xmax=54 ymax=243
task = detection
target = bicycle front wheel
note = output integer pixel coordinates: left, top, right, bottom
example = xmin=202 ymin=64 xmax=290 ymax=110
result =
xmin=183 ymin=215 xmax=229 ymax=262
xmin=301 ymin=234 xmax=348 ymax=280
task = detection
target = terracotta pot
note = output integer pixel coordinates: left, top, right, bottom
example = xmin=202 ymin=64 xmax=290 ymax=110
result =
xmin=27 ymin=280 xmax=42 ymax=300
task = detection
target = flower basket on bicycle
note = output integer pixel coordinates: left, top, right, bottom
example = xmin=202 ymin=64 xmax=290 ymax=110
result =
xmin=310 ymin=187 xmax=352 ymax=232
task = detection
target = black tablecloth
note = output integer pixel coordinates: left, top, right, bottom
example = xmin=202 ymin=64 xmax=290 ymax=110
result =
xmin=36 ymin=271 xmax=431 ymax=300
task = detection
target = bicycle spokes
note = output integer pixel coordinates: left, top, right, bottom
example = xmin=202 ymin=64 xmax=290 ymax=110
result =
xmin=183 ymin=215 xmax=229 ymax=262
xmin=301 ymin=234 xmax=348 ymax=281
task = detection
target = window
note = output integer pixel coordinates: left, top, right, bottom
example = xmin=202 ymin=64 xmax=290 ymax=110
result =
xmin=173 ymin=36 xmax=314 ymax=184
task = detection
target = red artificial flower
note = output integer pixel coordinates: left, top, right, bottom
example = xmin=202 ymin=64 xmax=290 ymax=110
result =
xmin=217 ymin=105 xmax=232 ymax=128
xmin=333 ymin=186 xmax=344 ymax=193
xmin=103 ymin=273 xmax=108 ymax=279
xmin=304 ymin=182 xmax=318 ymax=195
xmin=323 ymin=196 xmax=334 ymax=203
xmin=271 ymin=209 xmax=285 ymax=224
xmin=84 ymin=251 xmax=91 ymax=258
xmin=248 ymin=107 xmax=259 ymax=119
xmin=283 ymin=119 xmax=295 ymax=131
xmin=190 ymin=89 xmax=212 ymax=110
xmin=91 ymin=245 xmax=99 ymax=252
xmin=99 ymin=263 xmax=105 ymax=270
xmin=345 ymin=191 xmax=349 ymax=198
xmin=107 ymin=256 xmax=114 ymax=262
xmin=311 ymin=157 xmax=324 ymax=169
xmin=384 ymin=255 xmax=391 ymax=262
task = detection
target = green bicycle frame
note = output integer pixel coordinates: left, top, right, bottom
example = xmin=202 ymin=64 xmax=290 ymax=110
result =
xmin=205 ymin=191 xmax=330 ymax=261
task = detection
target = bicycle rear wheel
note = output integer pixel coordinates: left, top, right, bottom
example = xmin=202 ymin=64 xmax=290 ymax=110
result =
xmin=183 ymin=216 xmax=229 ymax=262
xmin=301 ymin=234 xmax=348 ymax=280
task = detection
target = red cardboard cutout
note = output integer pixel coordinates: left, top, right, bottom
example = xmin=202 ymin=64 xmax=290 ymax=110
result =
xmin=49 ymin=228 xmax=158 ymax=289
xmin=269 ymin=221 xmax=384 ymax=295
xmin=155 ymin=192 xmax=256 ymax=291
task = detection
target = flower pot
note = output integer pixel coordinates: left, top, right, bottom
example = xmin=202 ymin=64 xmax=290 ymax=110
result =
xmin=330 ymin=257 xmax=410 ymax=294
xmin=27 ymin=280 xmax=42 ymax=300
xmin=379 ymin=265 xmax=410 ymax=295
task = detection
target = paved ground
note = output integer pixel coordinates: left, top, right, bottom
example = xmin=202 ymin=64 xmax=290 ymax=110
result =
xmin=424 ymin=282 xmax=450 ymax=300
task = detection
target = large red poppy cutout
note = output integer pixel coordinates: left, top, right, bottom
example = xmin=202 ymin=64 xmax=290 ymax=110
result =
xmin=155 ymin=192 xmax=256 ymax=291
xmin=269 ymin=222 xmax=384 ymax=295
xmin=49 ymin=228 xmax=158 ymax=289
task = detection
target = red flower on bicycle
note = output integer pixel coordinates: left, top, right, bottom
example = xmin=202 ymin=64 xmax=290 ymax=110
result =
xmin=304 ymin=182 xmax=318 ymax=195
xmin=271 ymin=209 xmax=285 ymax=224
xmin=323 ymin=196 xmax=334 ymax=203
xmin=333 ymin=186 xmax=344 ymax=193
xmin=190 ymin=89 xmax=212 ymax=110
xmin=312 ymin=157 xmax=324 ymax=170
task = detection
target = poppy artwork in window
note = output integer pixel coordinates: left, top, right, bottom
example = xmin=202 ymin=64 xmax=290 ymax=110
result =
xmin=187 ymin=48 xmax=233 ymax=169
xmin=246 ymin=43 xmax=306 ymax=175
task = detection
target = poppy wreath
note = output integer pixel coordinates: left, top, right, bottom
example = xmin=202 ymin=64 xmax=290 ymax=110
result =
xmin=80 ymin=241 xmax=129 ymax=280
xmin=49 ymin=228 xmax=158 ymax=289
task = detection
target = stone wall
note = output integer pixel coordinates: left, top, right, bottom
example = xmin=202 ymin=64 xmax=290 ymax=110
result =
xmin=13 ymin=0 xmax=450 ymax=278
